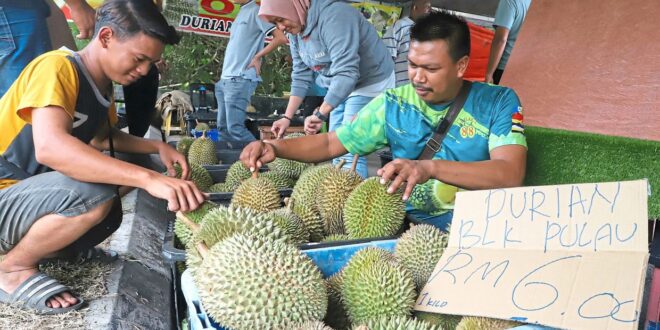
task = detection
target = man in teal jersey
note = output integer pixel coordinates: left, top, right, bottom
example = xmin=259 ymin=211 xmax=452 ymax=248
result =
xmin=240 ymin=11 xmax=527 ymax=231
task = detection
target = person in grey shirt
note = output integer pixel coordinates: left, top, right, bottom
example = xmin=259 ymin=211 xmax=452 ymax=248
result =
xmin=260 ymin=0 xmax=395 ymax=178
xmin=486 ymin=0 xmax=532 ymax=84
xmin=215 ymin=0 xmax=287 ymax=141
xmin=382 ymin=0 xmax=431 ymax=87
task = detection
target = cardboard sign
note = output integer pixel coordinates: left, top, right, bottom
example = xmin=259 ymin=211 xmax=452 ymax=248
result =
xmin=416 ymin=180 xmax=649 ymax=330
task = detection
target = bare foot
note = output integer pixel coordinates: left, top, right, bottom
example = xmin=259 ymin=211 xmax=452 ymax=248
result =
xmin=0 ymin=266 xmax=77 ymax=308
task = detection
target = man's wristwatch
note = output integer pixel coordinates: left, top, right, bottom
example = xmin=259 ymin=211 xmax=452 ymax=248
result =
xmin=313 ymin=109 xmax=329 ymax=121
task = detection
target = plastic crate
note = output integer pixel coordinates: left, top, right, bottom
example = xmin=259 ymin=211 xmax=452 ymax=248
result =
xmin=181 ymin=239 xmax=397 ymax=330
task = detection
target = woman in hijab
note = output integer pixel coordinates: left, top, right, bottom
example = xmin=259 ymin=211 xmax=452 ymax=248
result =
xmin=261 ymin=0 xmax=394 ymax=178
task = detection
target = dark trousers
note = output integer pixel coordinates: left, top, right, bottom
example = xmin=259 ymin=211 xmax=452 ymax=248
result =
xmin=493 ymin=68 xmax=504 ymax=85
xmin=123 ymin=65 xmax=160 ymax=137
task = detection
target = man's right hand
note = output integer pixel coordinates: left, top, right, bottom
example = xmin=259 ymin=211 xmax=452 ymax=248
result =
xmin=271 ymin=118 xmax=291 ymax=139
xmin=240 ymin=141 xmax=276 ymax=172
xmin=66 ymin=0 xmax=96 ymax=39
xmin=144 ymin=174 xmax=206 ymax=212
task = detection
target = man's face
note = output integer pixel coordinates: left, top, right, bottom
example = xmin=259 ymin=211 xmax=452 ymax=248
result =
xmin=407 ymin=39 xmax=468 ymax=104
xmin=412 ymin=0 xmax=431 ymax=20
xmin=102 ymin=29 xmax=164 ymax=85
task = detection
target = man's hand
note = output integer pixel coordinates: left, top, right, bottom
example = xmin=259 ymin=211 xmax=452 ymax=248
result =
xmin=247 ymin=56 xmax=263 ymax=76
xmin=485 ymin=73 xmax=494 ymax=84
xmin=304 ymin=114 xmax=323 ymax=135
xmin=143 ymin=174 xmax=206 ymax=212
xmin=377 ymin=159 xmax=433 ymax=201
xmin=240 ymin=141 xmax=276 ymax=172
xmin=158 ymin=142 xmax=190 ymax=180
xmin=271 ymin=118 xmax=291 ymax=139
xmin=66 ymin=0 xmax=96 ymax=39
xmin=155 ymin=59 xmax=168 ymax=73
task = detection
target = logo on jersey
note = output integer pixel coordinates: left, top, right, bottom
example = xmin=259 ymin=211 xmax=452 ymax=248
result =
xmin=512 ymin=106 xmax=524 ymax=134
xmin=72 ymin=112 xmax=89 ymax=129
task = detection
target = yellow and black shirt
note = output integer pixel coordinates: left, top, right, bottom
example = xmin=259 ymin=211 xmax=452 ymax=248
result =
xmin=0 ymin=49 xmax=117 ymax=189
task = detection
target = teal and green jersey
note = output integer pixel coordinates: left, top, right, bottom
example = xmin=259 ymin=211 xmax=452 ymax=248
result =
xmin=336 ymin=82 xmax=527 ymax=216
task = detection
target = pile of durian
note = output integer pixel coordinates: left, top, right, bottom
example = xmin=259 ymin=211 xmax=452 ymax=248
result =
xmin=172 ymin=132 xmax=309 ymax=194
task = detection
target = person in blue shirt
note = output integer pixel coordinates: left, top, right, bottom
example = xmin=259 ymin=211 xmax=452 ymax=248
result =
xmin=486 ymin=0 xmax=532 ymax=84
xmin=240 ymin=11 xmax=527 ymax=231
xmin=259 ymin=0 xmax=395 ymax=178
xmin=215 ymin=0 xmax=287 ymax=142
xmin=0 ymin=0 xmax=95 ymax=98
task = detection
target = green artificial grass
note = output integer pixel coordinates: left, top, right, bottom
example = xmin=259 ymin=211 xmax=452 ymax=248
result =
xmin=524 ymin=126 xmax=660 ymax=219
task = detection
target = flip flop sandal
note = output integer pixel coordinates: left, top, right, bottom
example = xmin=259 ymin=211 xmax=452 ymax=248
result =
xmin=0 ymin=272 xmax=84 ymax=315
xmin=41 ymin=247 xmax=118 ymax=265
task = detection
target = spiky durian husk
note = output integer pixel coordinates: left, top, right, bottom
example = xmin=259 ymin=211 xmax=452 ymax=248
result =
xmin=395 ymin=224 xmax=449 ymax=290
xmin=414 ymin=312 xmax=463 ymax=330
xmin=325 ymin=273 xmax=349 ymax=330
xmin=341 ymin=248 xmax=416 ymax=324
xmin=172 ymin=163 xmax=213 ymax=191
xmin=262 ymin=171 xmax=297 ymax=190
xmin=187 ymin=136 xmax=218 ymax=166
xmin=176 ymin=137 xmax=194 ymax=157
xmin=316 ymin=168 xmax=362 ymax=235
xmin=456 ymin=316 xmax=522 ymax=330
xmin=173 ymin=202 xmax=218 ymax=246
xmin=206 ymin=182 xmax=233 ymax=193
xmin=343 ymin=177 xmax=406 ymax=239
xmin=291 ymin=320 xmax=335 ymax=330
xmin=225 ymin=161 xmax=252 ymax=190
xmin=230 ymin=177 xmax=280 ymax=213
xmin=264 ymin=207 xmax=310 ymax=245
xmin=352 ymin=316 xmax=439 ymax=330
xmin=195 ymin=233 xmax=327 ymax=329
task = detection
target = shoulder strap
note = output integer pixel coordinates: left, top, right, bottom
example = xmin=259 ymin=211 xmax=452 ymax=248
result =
xmin=418 ymin=80 xmax=472 ymax=160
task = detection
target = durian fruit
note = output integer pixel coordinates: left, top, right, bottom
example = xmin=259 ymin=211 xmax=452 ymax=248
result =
xmin=325 ymin=273 xmax=350 ymax=330
xmin=321 ymin=234 xmax=352 ymax=243
xmin=264 ymin=206 xmax=309 ymax=245
xmin=269 ymin=157 xmax=311 ymax=180
xmin=316 ymin=165 xmax=362 ymax=235
xmin=187 ymin=133 xmax=218 ymax=166
xmin=291 ymin=164 xmax=334 ymax=241
xmin=292 ymin=198 xmax=325 ymax=242
xmin=395 ymin=224 xmax=449 ymax=290
xmin=186 ymin=206 xmax=289 ymax=277
xmin=414 ymin=312 xmax=462 ymax=330
xmin=267 ymin=133 xmax=311 ymax=179
xmin=172 ymin=163 xmax=213 ymax=191
xmin=343 ymin=177 xmax=406 ymax=239
xmin=225 ymin=161 xmax=252 ymax=190
xmin=341 ymin=248 xmax=416 ymax=324
xmin=174 ymin=202 xmax=218 ymax=246
xmin=195 ymin=122 xmax=210 ymax=132
xmin=195 ymin=232 xmax=328 ymax=329
xmin=176 ymin=137 xmax=195 ymax=158
xmin=291 ymin=320 xmax=334 ymax=330
xmin=456 ymin=316 xmax=521 ymax=330
xmin=230 ymin=175 xmax=280 ymax=213
xmin=352 ymin=316 xmax=439 ymax=330
xmin=206 ymin=182 xmax=232 ymax=193
xmin=262 ymin=171 xmax=297 ymax=190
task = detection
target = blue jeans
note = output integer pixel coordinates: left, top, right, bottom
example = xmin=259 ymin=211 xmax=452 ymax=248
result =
xmin=407 ymin=209 xmax=454 ymax=232
xmin=328 ymin=95 xmax=371 ymax=178
xmin=0 ymin=3 xmax=51 ymax=98
xmin=215 ymin=77 xmax=258 ymax=142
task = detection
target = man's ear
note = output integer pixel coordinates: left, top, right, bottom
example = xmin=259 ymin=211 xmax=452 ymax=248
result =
xmin=97 ymin=27 xmax=114 ymax=48
xmin=456 ymin=55 xmax=469 ymax=78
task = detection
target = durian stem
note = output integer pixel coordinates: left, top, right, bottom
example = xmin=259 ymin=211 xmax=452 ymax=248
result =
xmin=251 ymin=170 xmax=258 ymax=179
xmin=335 ymin=159 xmax=346 ymax=169
xmin=176 ymin=211 xmax=210 ymax=257
xmin=350 ymin=154 xmax=359 ymax=172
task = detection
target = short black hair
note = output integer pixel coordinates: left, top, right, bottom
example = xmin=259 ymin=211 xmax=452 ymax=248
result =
xmin=410 ymin=11 xmax=470 ymax=62
xmin=95 ymin=0 xmax=180 ymax=45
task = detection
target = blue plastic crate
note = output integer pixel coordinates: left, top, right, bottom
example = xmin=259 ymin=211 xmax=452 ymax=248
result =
xmin=181 ymin=239 xmax=397 ymax=330
xmin=192 ymin=128 xmax=219 ymax=141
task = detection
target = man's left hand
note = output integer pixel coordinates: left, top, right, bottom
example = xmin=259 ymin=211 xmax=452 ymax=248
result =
xmin=158 ymin=142 xmax=190 ymax=180
xmin=377 ymin=159 xmax=433 ymax=201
